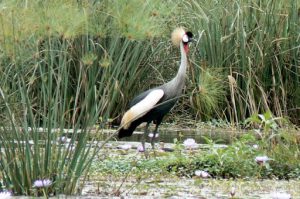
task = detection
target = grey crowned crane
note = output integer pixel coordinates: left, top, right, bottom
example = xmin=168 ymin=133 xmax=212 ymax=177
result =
xmin=118 ymin=27 xmax=193 ymax=151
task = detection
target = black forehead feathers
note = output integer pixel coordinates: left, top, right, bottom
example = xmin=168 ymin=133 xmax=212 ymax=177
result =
xmin=186 ymin=31 xmax=193 ymax=38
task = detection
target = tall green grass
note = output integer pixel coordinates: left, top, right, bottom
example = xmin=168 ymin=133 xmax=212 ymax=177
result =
xmin=0 ymin=0 xmax=176 ymax=195
xmin=184 ymin=0 xmax=300 ymax=123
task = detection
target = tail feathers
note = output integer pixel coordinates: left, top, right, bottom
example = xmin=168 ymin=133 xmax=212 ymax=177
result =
xmin=118 ymin=126 xmax=135 ymax=139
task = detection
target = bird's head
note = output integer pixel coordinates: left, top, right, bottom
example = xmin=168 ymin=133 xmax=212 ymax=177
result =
xmin=171 ymin=27 xmax=193 ymax=53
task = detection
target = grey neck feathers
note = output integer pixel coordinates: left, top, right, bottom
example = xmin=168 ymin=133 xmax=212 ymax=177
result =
xmin=177 ymin=42 xmax=188 ymax=80
xmin=169 ymin=42 xmax=187 ymax=91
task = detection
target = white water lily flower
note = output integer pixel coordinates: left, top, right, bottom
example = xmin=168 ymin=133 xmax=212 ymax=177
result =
xmin=0 ymin=191 xmax=11 ymax=199
xmin=195 ymin=170 xmax=210 ymax=178
xmin=58 ymin=136 xmax=71 ymax=144
xmin=33 ymin=179 xmax=52 ymax=188
xmin=271 ymin=192 xmax=291 ymax=199
xmin=230 ymin=186 xmax=236 ymax=197
xmin=255 ymin=156 xmax=269 ymax=164
xmin=137 ymin=145 xmax=145 ymax=152
xmin=183 ymin=138 xmax=197 ymax=149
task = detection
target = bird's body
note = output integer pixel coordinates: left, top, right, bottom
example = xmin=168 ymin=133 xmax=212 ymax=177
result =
xmin=118 ymin=27 xmax=193 ymax=151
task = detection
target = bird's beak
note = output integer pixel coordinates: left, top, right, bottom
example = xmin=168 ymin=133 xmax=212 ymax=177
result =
xmin=189 ymin=38 xmax=196 ymax=43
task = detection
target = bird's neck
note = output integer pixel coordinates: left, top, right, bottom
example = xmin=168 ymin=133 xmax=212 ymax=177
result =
xmin=173 ymin=42 xmax=188 ymax=86
xmin=178 ymin=43 xmax=188 ymax=78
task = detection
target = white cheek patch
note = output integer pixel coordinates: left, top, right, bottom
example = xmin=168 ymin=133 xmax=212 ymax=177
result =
xmin=182 ymin=34 xmax=188 ymax=42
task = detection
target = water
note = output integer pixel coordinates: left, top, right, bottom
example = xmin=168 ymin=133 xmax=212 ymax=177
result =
xmin=8 ymin=179 xmax=298 ymax=198
xmin=112 ymin=127 xmax=240 ymax=144
xmin=1 ymin=126 xmax=243 ymax=145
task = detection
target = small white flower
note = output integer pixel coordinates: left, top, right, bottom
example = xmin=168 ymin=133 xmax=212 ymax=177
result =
xmin=230 ymin=186 xmax=236 ymax=197
xmin=271 ymin=192 xmax=291 ymax=199
xmin=183 ymin=138 xmax=197 ymax=149
xmin=255 ymin=156 xmax=269 ymax=164
xmin=195 ymin=170 xmax=210 ymax=178
xmin=148 ymin=133 xmax=159 ymax=138
xmin=137 ymin=145 xmax=145 ymax=152
xmin=33 ymin=179 xmax=52 ymax=188
xmin=0 ymin=191 xmax=11 ymax=199
xmin=118 ymin=144 xmax=132 ymax=150
xmin=194 ymin=170 xmax=202 ymax=176
xmin=57 ymin=136 xmax=71 ymax=144
xmin=252 ymin=144 xmax=259 ymax=149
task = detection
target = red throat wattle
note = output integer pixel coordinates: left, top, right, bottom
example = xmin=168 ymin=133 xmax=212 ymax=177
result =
xmin=184 ymin=44 xmax=189 ymax=53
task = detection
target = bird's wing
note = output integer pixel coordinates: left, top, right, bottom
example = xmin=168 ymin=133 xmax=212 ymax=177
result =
xmin=129 ymin=89 xmax=154 ymax=107
xmin=121 ymin=89 xmax=164 ymax=129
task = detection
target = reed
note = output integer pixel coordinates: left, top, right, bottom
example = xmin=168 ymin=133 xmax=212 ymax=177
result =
xmin=0 ymin=0 xmax=175 ymax=195
xmin=183 ymin=0 xmax=300 ymax=123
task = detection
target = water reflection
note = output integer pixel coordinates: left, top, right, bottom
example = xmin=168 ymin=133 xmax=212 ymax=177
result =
xmin=120 ymin=128 xmax=238 ymax=144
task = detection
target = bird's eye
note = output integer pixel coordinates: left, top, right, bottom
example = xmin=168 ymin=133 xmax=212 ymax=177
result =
xmin=186 ymin=31 xmax=193 ymax=38
xmin=182 ymin=35 xmax=189 ymax=43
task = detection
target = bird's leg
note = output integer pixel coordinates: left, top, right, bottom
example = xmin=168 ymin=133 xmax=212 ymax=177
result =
xmin=142 ymin=123 xmax=150 ymax=158
xmin=151 ymin=123 xmax=159 ymax=150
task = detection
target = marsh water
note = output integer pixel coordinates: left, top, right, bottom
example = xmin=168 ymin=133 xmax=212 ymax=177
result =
xmin=8 ymin=176 xmax=300 ymax=199
xmin=104 ymin=126 xmax=241 ymax=144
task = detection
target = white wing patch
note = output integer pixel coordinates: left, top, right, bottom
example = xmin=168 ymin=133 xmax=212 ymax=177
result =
xmin=121 ymin=89 xmax=164 ymax=129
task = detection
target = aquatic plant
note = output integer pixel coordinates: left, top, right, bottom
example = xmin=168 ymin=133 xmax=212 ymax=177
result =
xmin=230 ymin=186 xmax=236 ymax=198
xmin=255 ymin=156 xmax=270 ymax=166
xmin=195 ymin=170 xmax=211 ymax=178
xmin=137 ymin=145 xmax=145 ymax=152
xmin=32 ymin=179 xmax=53 ymax=198
xmin=164 ymin=128 xmax=300 ymax=180
xmin=183 ymin=138 xmax=197 ymax=149
xmin=33 ymin=179 xmax=53 ymax=188
xmin=0 ymin=191 xmax=11 ymax=199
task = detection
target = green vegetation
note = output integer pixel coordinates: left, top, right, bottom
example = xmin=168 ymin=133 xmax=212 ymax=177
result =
xmin=184 ymin=0 xmax=300 ymax=123
xmin=0 ymin=0 xmax=175 ymax=196
xmin=0 ymin=0 xmax=299 ymax=196
xmin=91 ymin=129 xmax=300 ymax=181
xmin=1 ymin=0 xmax=299 ymax=125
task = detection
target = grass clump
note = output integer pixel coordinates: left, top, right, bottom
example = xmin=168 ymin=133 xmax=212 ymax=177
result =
xmin=189 ymin=67 xmax=227 ymax=120
xmin=183 ymin=0 xmax=300 ymax=123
